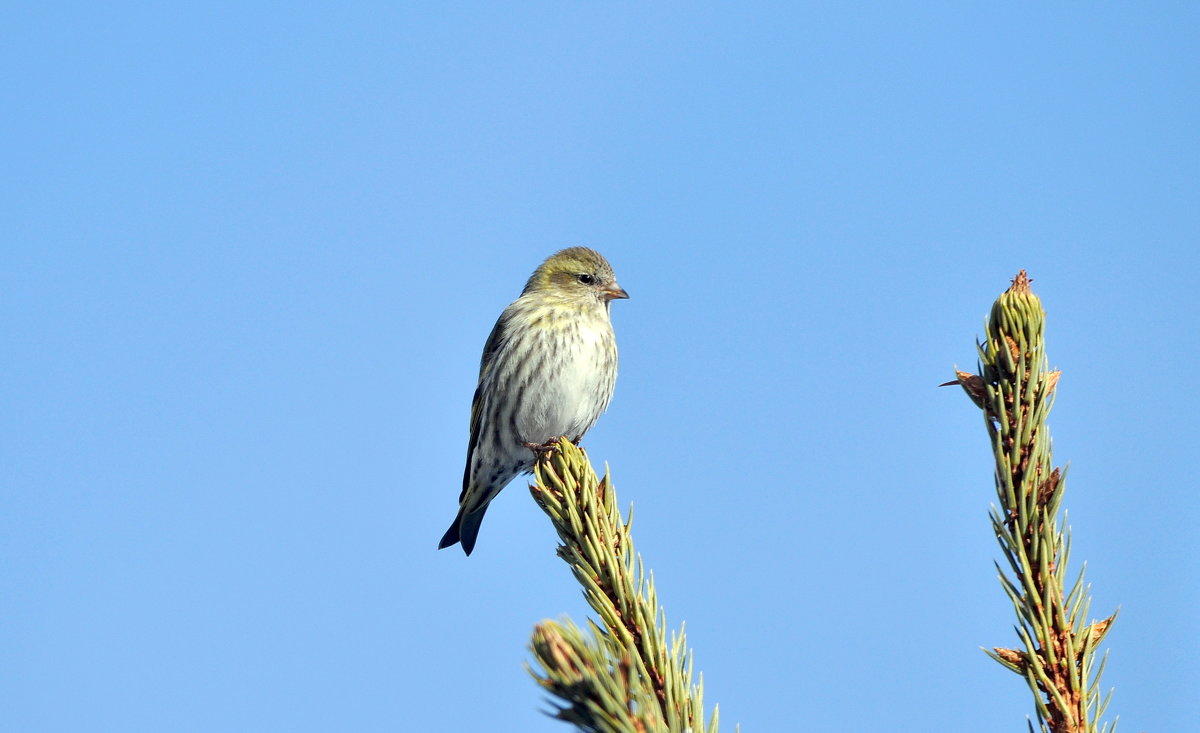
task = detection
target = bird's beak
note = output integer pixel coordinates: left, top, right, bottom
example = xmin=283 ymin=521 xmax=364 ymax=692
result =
xmin=602 ymin=283 xmax=630 ymax=301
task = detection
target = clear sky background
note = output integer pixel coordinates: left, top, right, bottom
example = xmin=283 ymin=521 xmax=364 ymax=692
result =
xmin=3 ymin=3 xmax=1197 ymax=732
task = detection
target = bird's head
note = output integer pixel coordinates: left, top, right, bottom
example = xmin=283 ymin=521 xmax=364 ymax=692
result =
xmin=523 ymin=247 xmax=629 ymax=305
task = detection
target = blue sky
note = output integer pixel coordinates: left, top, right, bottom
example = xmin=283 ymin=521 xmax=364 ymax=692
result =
xmin=3 ymin=3 xmax=1197 ymax=731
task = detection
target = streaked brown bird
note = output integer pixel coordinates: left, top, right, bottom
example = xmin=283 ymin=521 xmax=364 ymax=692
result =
xmin=438 ymin=247 xmax=628 ymax=555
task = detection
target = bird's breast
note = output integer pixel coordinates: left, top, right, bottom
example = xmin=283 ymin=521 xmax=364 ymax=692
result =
xmin=509 ymin=317 xmax=616 ymax=444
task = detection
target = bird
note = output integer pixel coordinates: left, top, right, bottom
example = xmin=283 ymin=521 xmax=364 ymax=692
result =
xmin=439 ymin=247 xmax=628 ymax=555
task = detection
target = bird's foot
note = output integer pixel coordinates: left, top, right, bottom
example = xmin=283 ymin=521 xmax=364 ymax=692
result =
xmin=523 ymin=439 xmax=563 ymax=457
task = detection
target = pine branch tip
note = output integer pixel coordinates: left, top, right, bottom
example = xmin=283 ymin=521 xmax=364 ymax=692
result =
xmin=1009 ymin=269 xmax=1034 ymax=294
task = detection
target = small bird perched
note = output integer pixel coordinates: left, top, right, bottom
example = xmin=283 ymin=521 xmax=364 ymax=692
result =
xmin=439 ymin=247 xmax=629 ymax=555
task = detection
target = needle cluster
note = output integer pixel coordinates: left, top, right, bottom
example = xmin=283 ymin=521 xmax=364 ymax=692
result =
xmin=527 ymin=439 xmax=724 ymax=733
xmin=950 ymin=271 xmax=1117 ymax=733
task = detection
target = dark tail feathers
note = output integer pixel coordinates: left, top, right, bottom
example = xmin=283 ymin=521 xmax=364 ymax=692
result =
xmin=437 ymin=504 xmax=488 ymax=556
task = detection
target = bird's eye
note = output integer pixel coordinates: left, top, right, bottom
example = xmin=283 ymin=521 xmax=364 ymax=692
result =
xmin=577 ymin=273 xmax=595 ymax=285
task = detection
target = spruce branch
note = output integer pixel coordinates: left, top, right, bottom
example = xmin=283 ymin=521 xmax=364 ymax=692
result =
xmin=527 ymin=439 xmax=725 ymax=733
xmin=948 ymin=271 xmax=1117 ymax=733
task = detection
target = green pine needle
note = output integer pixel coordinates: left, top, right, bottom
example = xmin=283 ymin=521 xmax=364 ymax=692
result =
xmin=950 ymin=271 xmax=1117 ymax=733
xmin=527 ymin=439 xmax=728 ymax=733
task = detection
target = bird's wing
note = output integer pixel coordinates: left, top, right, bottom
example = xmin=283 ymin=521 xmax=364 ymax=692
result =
xmin=476 ymin=309 xmax=509 ymax=386
xmin=459 ymin=310 xmax=510 ymax=503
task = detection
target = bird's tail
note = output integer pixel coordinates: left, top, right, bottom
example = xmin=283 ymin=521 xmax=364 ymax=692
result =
xmin=437 ymin=503 xmax=489 ymax=556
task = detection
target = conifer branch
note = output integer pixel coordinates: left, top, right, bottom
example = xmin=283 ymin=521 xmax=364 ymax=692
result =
xmin=527 ymin=439 xmax=725 ymax=733
xmin=947 ymin=271 xmax=1117 ymax=733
